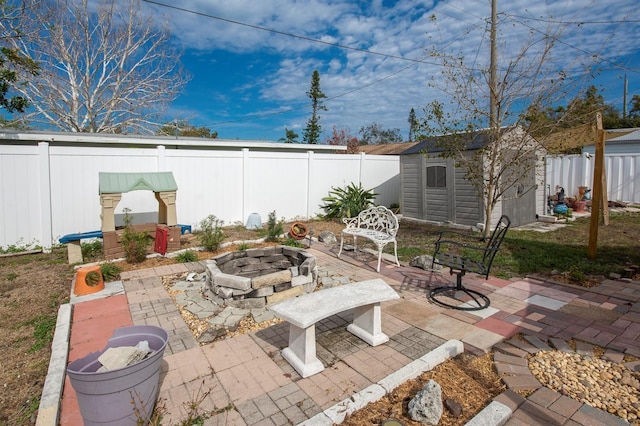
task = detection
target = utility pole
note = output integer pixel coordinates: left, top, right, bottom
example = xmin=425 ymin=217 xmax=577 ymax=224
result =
xmin=623 ymin=74 xmax=628 ymax=119
xmin=489 ymin=0 xmax=498 ymax=131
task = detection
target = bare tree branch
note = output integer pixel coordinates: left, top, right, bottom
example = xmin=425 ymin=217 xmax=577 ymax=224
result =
xmin=2 ymin=0 xmax=188 ymax=133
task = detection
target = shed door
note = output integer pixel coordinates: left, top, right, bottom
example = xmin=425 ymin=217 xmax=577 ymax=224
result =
xmin=502 ymin=153 xmax=537 ymax=227
xmin=423 ymin=163 xmax=453 ymax=222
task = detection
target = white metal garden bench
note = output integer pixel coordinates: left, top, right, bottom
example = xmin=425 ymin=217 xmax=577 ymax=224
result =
xmin=269 ymin=278 xmax=399 ymax=378
xmin=337 ymin=205 xmax=400 ymax=272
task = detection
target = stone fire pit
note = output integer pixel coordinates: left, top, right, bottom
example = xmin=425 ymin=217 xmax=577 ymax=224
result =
xmin=204 ymin=246 xmax=317 ymax=309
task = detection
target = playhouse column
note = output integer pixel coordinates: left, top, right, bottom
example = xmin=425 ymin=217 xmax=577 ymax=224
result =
xmin=155 ymin=191 xmax=177 ymax=226
xmin=100 ymin=193 xmax=122 ymax=232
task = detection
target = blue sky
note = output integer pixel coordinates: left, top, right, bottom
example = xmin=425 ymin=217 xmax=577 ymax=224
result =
xmin=141 ymin=0 xmax=640 ymax=142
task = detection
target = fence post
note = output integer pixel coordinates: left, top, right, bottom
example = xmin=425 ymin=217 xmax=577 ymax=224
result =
xmin=359 ymin=152 xmax=366 ymax=183
xmin=157 ymin=145 xmax=166 ymax=171
xmin=38 ymin=142 xmax=53 ymax=251
xmin=307 ymin=150 xmax=314 ymax=219
xmin=242 ymin=148 xmax=249 ymax=225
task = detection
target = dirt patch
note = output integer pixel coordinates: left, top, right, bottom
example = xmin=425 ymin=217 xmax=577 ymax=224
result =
xmin=0 ymin=249 xmax=74 ymax=424
xmin=343 ymin=352 xmax=505 ymax=425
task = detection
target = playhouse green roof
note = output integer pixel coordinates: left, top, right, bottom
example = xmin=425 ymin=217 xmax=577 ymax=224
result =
xmin=98 ymin=172 xmax=177 ymax=194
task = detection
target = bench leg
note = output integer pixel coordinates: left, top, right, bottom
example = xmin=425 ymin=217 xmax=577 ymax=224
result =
xmin=66 ymin=240 xmax=83 ymax=264
xmin=281 ymin=324 xmax=325 ymax=378
xmin=347 ymin=303 xmax=389 ymax=346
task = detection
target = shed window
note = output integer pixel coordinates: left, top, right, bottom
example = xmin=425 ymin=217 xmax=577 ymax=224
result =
xmin=426 ymin=165 xmax=446 ymax=188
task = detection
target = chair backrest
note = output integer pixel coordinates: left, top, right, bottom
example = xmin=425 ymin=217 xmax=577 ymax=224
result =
xmin=481 ymin=215 xmax=511 ymax=273
xmin=357 ymin=206 xmax=399 ymax=236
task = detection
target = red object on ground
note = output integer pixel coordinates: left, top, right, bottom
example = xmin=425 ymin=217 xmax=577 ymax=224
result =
xmin=154 ymin=226 xmax=168 ymax=255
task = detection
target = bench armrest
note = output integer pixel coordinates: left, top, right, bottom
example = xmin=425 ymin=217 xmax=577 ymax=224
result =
xmin=342 ymin=216 xmax=360 ymax=228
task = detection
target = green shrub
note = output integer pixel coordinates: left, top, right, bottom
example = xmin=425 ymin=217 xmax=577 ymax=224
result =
xmin=265 ymin=211 xmax=284 ymax=242
xmin=121 ymin=208 xmax=151 ymax=263
xmin=283 ymin=237 xmax=304 ymax=247
xmin=198 ymin=215 xmax=225 ymax=251
xmin=0 ymin=239 xmax=41 ymax=254
xmin=175 ymin=250 xmax=198 ymax=263
xmin=321 ymin=182 xmax=378 ymax=218
xmin=100 ymin=263 xmax=121 ymax=282
xmin=81 ymin=239 xmax=103 ymax=260
xmin=237 ymin=242 xmax=250 ymax=251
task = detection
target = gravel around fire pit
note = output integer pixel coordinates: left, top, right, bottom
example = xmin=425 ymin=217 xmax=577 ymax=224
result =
xmin=529 ymin=350 xmax=640 ymax=423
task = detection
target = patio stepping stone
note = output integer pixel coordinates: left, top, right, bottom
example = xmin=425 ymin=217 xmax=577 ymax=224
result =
xmin=603 ymin=349 xmax=625 ymax=364
xmin=575 ymin=340 xmax=595 ymax=358
xmin=493 ymin=342 xmax=529 ymax=358
xmin=549 ymin=337 xmax=574 ymax=353
xmin=523 ymin=335 xmax=552 ymax=351
xmin=504 ymin=338 xmax=539 ymax=354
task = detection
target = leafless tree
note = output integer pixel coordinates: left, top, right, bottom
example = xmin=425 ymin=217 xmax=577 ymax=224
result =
xmin=420 ymin=3 xmax=593 ymax=237
xmin=2 ymin=0 xmax=188 ymax=133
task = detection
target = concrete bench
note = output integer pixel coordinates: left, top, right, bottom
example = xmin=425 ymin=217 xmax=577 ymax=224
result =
xmin=269 ymin=278 xmax=399 ymax=378
xmin=338 ymin=205 xmax=400 ymax=272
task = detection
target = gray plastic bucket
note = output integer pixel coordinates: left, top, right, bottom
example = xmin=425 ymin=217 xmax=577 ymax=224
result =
xmin=66 ymin=325 xmax=168 ymax=425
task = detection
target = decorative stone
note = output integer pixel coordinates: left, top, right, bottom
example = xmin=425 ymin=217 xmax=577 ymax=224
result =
xmin=225 ymin=297 xmax=266 ymax=310
xmin=410 ymin=255 xmax=437 ymax=270
xmin=444 ymin=398 xmax=463 ymax=417
xmin=266 ymin=286 xmax=304 ymax=305
xmin=252 ymin=270 xmax=292 ymax=289
xmin=408 ymin=380 xmax=443 ymax=425
xmin=318 ymin=231 xmax=336 ymax=244
xmin=213 ymin=273 xmax=252 ymax=291
xmin=197 ymin=325 xmax=226 ymax=343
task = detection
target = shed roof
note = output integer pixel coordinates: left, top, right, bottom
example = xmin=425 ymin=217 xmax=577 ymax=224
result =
xmin=98 ymin=172 xmax=177 ymax=194
xmin=401 ymin=132 xmax=488 ymax=155
xmin=357 ymin=141 xmax=420 ymax=155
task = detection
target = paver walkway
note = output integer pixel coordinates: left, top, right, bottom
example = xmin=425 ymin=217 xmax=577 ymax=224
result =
xmin=53 ymin=241 xmax=640 ymax=425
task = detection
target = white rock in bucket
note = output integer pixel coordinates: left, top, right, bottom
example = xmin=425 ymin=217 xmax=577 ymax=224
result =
xmin=97 ymin=340 xmax=151 ymax=372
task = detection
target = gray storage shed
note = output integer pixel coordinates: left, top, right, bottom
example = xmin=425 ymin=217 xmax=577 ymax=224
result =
xmin=399 ymin=127 xmax=546 ymax=228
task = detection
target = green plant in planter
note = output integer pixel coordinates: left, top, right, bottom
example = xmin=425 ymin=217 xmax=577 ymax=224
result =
xmin=321 ymin=182 xmax=378 ymax=218
xmin=84 ymin=270 xmax=102 ymax=287
xmin=198 ymin=215 xmax=225 ymax=252
xmin=121 ymin=208 xmax=152 ymax=263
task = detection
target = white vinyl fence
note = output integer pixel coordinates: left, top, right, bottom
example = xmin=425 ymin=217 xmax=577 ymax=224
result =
xmin=545 ymin=153 xmax=640 ymax=205
xmin=0 ymin=142 xmax=400 ymax=250
xmin=2 ymin=136 xmax=637 ymax=251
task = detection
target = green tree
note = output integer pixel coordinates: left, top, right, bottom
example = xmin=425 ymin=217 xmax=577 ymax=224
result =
xmin=407 ymin=108 xmax=418 ymax=142
xmin=0 ymin=1 xmax=39 ymax=118
xmin=278 ymin=127 xmax=299 ymax=143
xmin=525 ymin=85 xmax=635 ymax=133
xmin=629 ymin=95 xmax=640 ymax=118
xmin=302 ymin=70 xmax=327 ymax=144
xmin=359 ymin=122 xmax=402 ymax=145
xmin=157 ymin=121 xmax=217 ymax=138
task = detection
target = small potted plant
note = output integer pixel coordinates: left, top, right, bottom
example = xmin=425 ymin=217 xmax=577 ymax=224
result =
xmin=289 ymin=222 xmax=308 ymax=240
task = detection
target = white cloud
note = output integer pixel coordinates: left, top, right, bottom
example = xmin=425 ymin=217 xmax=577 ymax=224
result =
xmin=149 ymin=0 xmax=640 ymax=139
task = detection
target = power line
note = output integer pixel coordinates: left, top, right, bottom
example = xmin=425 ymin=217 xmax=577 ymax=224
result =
xmin=504 ymin=13 xmax=640 ymax=25
xmin=142 ymin=0 xmax=437 ymax=66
